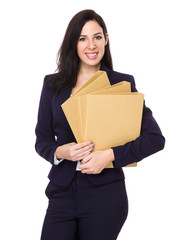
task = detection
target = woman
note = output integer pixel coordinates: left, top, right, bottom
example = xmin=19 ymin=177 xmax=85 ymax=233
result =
xmin=35 ymin=9 xmax=165 ymax=240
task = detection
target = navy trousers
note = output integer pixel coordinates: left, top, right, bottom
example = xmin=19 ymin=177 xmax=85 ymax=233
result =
xmin=40 ymin=172 xmax=128 ymax=240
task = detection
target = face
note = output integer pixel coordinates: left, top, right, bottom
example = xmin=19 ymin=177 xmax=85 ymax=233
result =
xmin=77 ymin=20 xmax=108 ymax=69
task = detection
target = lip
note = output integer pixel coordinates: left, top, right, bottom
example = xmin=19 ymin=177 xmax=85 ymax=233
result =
xmin=85 ymin=52 xmax=98 ymax=60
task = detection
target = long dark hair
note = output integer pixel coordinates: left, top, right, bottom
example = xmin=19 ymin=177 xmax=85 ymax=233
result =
xmin=51 ymin=9 xmax=113 ymax=96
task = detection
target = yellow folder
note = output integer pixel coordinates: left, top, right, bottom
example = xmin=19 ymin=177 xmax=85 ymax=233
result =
xmin=89 ymin=80 xmax=131 ymax=95
xmin=78 ymin=93 xmax=144 ymax=168
xmin=77 ymin=82 xmax=131 ymax=144
xmin=62 ymin=71 xmax=111 ymax=143
xmin=61 ymin=71 xmax=144 ymax=168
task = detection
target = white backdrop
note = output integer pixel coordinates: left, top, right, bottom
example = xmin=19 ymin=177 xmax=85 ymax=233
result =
xmin=1 ymin=0 xmax=178 ymax=239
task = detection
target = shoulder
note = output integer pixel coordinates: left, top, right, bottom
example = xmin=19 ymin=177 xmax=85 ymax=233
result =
xmin=43 ymin=73 xmax=59 ymax=86
xmin=100 ymin=65 xmax=137 ymax=92
xmin=42 ymin=73 xmax=71 ymax=97
xmin=43 ymin=73 xmax=61 ymax=92
xmin=44 ymin=73 xmax=59 ymax=80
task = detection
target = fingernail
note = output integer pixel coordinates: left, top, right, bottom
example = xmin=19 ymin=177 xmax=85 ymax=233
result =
xmin=92 ymin=144 xmax=95 ymax=147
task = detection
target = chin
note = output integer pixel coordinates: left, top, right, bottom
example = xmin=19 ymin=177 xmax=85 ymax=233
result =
xmin=84 ymin=59 xmax=102 ymax=67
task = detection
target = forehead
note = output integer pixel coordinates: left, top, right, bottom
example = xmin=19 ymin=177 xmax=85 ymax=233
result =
xmin=80 ymin=20 xmax=103 ymax=35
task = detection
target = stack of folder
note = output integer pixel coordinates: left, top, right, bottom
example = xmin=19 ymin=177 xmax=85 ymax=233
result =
xmin=61 ymin=71 xmax=144 ymax=168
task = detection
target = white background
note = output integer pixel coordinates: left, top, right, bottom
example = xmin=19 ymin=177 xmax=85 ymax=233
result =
xmin=0 ymin=0 xmax=178 ymax=239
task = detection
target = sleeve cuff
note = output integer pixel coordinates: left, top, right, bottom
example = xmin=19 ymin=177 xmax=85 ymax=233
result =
xmin=54 ymin=154 xmax=64 ymax=165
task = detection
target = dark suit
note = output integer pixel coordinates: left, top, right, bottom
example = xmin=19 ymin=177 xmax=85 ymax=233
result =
xmin=35 ymin=65 xmax=165 ymax=240
xmin=35 ymin=65 xmax=165 ymax=187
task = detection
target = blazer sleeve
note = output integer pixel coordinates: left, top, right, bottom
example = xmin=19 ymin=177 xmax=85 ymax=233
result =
xmin=35 ymin=76 xmax=59 ymax=165
xmin=111 ymin=76 xmax=165 ymax=167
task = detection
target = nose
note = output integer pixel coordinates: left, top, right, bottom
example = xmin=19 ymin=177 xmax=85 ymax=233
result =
xmin=88 ymin=39 xmax=96 ymax=50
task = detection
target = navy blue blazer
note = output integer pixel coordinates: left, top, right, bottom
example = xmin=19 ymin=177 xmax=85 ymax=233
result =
xmin=35 ymin=65 xmax=165 ymax=187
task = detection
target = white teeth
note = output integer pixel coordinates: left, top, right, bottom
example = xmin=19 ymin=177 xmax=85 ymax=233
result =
xmin=86 ymin=53 xmax=97 ymax=58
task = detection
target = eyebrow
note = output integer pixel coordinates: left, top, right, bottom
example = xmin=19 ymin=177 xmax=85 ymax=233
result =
xmin=79 ymin=32 xmax=103 ymax=37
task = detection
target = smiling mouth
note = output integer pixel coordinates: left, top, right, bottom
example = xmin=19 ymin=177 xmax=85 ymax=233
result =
xmin=85 ymin=52 xmax=98 ymax=59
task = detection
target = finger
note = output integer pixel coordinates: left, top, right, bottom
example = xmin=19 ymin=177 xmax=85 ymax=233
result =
xmin=81 ymin=169 xmax=88 ymax=174
xmin=78 ymin=162 xmax=88 ymax=170
xmin=76 ymin=150 xmax=92 ymax=160
xmin=81 ymin=169 xmax=93 ymax=174
xmin=81 ymin=154 xmax=91 ymax=164
xmin=75 ymin=141 xmax=94 ymax=150
xmin=74 ymin=147 xmax=94 ymax=160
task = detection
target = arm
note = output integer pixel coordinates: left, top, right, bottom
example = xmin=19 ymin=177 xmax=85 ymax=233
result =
xmin=35 ymin=78 xmax=94 ymax=164
xmin=112 ymin=103 xmax=165 ymax=167
xmin=111 ymin=75 xmax=165 ymax=167
xmin=35 ymin=76 xmax=59 ymax=165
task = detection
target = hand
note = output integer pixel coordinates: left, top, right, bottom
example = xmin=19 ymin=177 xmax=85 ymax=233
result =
xmin=78 ymin=149 xmax=115 ymax=174
xmin=55 ymin=141 xmax=95 ymax=162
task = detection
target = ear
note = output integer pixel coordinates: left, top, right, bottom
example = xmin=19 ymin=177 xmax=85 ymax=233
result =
xmin=105 ymin=33 xmax=109 ymax=46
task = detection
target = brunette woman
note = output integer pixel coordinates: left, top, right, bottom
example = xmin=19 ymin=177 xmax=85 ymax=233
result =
xmin=35 ymin=9 xmax=165 ymax=240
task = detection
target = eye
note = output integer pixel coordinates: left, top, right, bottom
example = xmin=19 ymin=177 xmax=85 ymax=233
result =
xmin=95 ymin=35 xmax=102 ymax=40
xmin=79 ymin=37 xmax=86 ymax=42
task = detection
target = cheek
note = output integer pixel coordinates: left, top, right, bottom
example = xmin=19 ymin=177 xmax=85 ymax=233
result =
xmin=77 ymin=42 xmax=82 ymax=53
xmin=98 ymin=44 xmax=106 ymax=55
xmin=77 ymin=42 xmax=86 ymax=53
xmin=97 ymin=40 xmax=106 ymax=51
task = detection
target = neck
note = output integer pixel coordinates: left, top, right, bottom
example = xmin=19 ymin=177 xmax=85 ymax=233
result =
xmin=78 ymin=63 xmax=101 ymax=80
